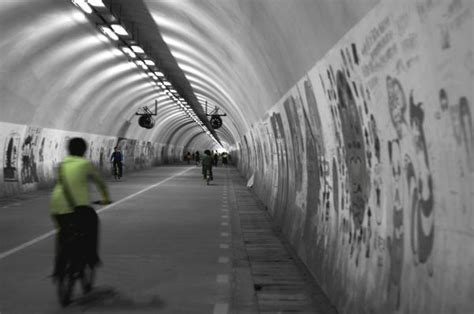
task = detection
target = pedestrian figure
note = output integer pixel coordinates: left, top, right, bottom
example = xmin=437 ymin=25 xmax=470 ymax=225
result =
xmin=202 ymin=150 xmax=213 ymax=181
xmin=222 ymin=152 xmax=229 ymax=166
xmin=213 ymin=152 xmax=219 ymax=166
xmin=186 ymin=152 xmax=192 ymax=164
xmin=195 ymin=151 xmax=200 ymax=165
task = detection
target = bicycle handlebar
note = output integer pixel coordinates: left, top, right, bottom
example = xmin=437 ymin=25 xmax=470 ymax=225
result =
xmin=92 ymin=200 xmax=112 ymax=205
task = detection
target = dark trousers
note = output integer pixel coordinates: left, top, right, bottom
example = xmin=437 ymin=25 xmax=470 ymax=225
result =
xmin=113 ymin=160 xmax=123 ymax=177
xmin=202 ymin=166 xmax=213 ymax=179
xmin=53 ymin=208 xmax=100 ymax=277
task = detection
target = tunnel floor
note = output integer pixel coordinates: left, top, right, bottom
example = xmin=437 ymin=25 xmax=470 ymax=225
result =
xmin=0 ymin=165 xmax=337 ymax=314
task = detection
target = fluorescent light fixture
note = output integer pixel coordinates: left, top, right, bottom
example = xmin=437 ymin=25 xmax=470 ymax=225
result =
xmin=170 ymin=89 xmax=177 ymax=93
xmin=111 ymin=48 xmax=122 ymax=56
xmin=164 ymin=81 xmax=171 ymax=86
xmin=111 ymin=24 xmax=128 ymax=36
xmin=136 ymin=60 xmax=147 ymax=70
xmin=98 ymin=25 xmax=118 ymax=40
xmin=155 ymin=71 xmax=164 ymax=77
xmin=72 ymin=0 xmax=92 ymax=14
xmin=87 ymin=0 xmax=105 ymax=7
xmin=131 ymin=45 xmax=144 ymax=53
xmin=121 ymin=47 xmax=136 ymax=58
xmin=148 ymin=72 xmax=157 ymax=79
xmin=144 ymin=60 xmax=155 ymax=66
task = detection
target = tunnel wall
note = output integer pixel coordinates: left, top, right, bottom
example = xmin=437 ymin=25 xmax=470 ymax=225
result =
xmin=0 ymin=121 xmax=179 ymax=198
xmin=235 ymin=1 xmax=473 ymax=313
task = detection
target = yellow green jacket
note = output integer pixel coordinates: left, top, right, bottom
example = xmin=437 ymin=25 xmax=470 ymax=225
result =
xmin=50 ymin=156 xmax=109 ymax=215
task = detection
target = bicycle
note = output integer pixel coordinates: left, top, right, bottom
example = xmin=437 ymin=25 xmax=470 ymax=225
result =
xmin=112 ymin=161 xmax=121 ymax=180
xmin=56 ymin=201 xmax=107 ymax=307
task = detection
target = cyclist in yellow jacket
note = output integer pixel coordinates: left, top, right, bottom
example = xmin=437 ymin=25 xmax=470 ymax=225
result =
xmin=50 ymin=137 xmax=110 ymax=279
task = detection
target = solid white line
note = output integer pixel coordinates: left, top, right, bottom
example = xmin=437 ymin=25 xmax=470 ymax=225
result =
xmin=0 ymin=167 xmax=194 ymax=261
xmin=0 ymin=230 xmax=57 ymax=260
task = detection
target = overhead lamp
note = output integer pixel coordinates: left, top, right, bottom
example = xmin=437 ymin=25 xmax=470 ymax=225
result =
xmin=87 ymin=0 xmax=105 ymax=7
xmin=121 ymin=47 xmax=136 ymax=58
xmin=164 ymin=81 xmax=171 ymax=86
xmin=136 ymin=60 xmax=147 ymax=70
xmin=155 ymin=71 xmax=164 ymax=77
xmin=144 ymin=60 xmax=155 ymax=66
xmin=131 ymin=45 xmax=144 ymax=53
xmin=111 ymin=24 xmax=128 ymax=36
xmin=98 ymin=25 xmax=118 ymax=40
xmin=72 ymin=0 xmax=92 ymax=14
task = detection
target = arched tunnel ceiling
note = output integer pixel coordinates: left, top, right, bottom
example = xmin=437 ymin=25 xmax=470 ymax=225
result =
xmin=0 ymin=0 xmax=379 ymax=152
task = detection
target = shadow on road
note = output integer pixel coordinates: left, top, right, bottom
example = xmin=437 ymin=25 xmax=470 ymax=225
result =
xmin=74 ymin=286 xmax=166 ymax=311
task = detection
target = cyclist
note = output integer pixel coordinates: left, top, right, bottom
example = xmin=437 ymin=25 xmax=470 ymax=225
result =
xmin=110 ymin=146 xmax=123 ymax=179
xmin=201 ymin=149 xmax=213 ymax=182
xmin=50 ymin=137 xmax=110 ymax=283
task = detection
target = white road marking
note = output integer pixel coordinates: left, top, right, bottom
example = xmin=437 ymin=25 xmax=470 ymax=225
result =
xmin=220 ymin=232 xmax=229 ymax=237
xmin=218 ymin=256 xmax=229 ymax=263
xmin=219 ymin=244 xmax=230 ymax=249
xmin=0 ymin=167 xmax=194 ymax=261
xmin=221 ymin=222 xmax=229 ymax=226
xmin=213 ymin=303 xmax=229 ymax=314
xmin=216 ymin=274 xmax=229 ymax=283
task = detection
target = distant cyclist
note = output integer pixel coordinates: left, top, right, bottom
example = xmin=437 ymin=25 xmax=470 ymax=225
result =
xmin=110 ymin=146 xmax=123 ymax=179
xmin=50 ymin=137 xmax=110 ymax=281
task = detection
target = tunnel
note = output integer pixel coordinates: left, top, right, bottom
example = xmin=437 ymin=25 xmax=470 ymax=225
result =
xmin=0 ymin=0 xmax=473 ymax=313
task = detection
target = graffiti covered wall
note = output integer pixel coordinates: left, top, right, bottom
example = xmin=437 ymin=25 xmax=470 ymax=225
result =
xmin=236 ymin=1 xmax=474 ymax=313
xmin=0 ymin=122 xmax=174 ymax=198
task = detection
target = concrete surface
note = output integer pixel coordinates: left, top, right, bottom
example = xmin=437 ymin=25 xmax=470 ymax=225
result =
xmin=0 ymin=165 xmax=335 ymax=313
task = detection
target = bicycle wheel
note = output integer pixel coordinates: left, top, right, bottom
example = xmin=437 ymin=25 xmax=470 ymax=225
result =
xmin=81 ymin=264 xmax=95 ymax=294
xmin=57 ymin=266 xmax=75 ymax=307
